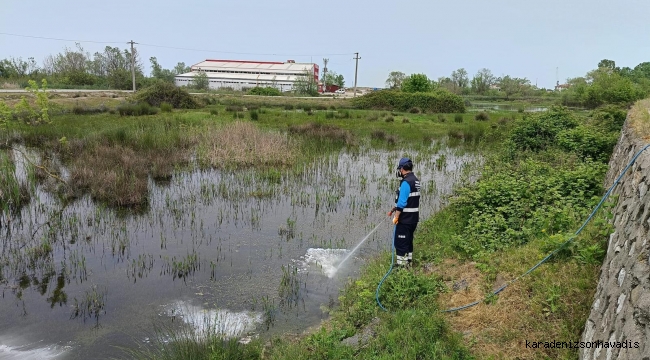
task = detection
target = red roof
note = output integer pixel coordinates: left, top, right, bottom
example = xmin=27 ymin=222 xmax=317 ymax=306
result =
xmin=205 ymin=59 xmax=284 ymax=65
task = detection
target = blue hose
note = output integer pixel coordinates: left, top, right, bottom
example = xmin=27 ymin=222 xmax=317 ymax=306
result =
xmin=376 ymin=226 xmax=396 ymax=311
xmin=441 ymin=143 xmax=650 ymax=313
xmin=375 ymin=144 xmax=650 ymax=313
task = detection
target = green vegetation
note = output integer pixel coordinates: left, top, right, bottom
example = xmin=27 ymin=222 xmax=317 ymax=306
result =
xmin=352 ymin=90 xmax=466 ymax=113
xmin=248 ymin=87 xmax=282 ymax=96
xmin=0 ymin=60 xmax=644 ymax=358
xmin=131 ymin=82 xmax=200 ymax=109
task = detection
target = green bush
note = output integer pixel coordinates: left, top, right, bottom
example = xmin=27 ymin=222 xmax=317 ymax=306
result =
xmin=475 ymin=112 xmax=490 ymax=121
xmin=508 ymin=106 xmax=579 ymax=152
xmin=250 ymin=110 xmax=259 ymax=121
xmin=437 ymin=114 xmax=446 ymax=123
xmin=351 ymin=89 xmax=465 ymax=113
xmin=556 ymin=126 xmax=618 ymax=162
xmin=131 ymin=82 xmax=200 ymax=109
xmin=160 ymin=102 xmax=173 ymax=113
xmin=117 ymin=103 xmax=159 ymax=116
xmin=454 ymin=114 xmax=463 ymax=123
xmin=452 ymin=158 xmax=607 ymax=256
xmin=248 ymin=86 xmax=282 ymax=96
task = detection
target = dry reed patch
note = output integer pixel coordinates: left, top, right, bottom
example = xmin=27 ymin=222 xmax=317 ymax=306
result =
xmin=70 ymin=145 xmax=149 ymax=207
xmin=68 ymin=145 xmax=190 ymax=207
xmin=196 ymin=121 xmax=298 ymax=168
xmin=629 ymin=98 xmax=650 ymax=139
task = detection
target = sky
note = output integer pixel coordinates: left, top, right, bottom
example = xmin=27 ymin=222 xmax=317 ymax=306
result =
xmin=1 ymin=0 xmax=649 ymax=89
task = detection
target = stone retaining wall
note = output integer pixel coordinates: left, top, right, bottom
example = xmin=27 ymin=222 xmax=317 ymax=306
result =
xmin=579 ymin=117 xmax=650 ymax=359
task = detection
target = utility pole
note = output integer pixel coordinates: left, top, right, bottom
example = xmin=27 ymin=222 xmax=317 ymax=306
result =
xmin=353 ymin=52 xmax=361 ymax=97
xmin=322 ymin=58 xmax=329 ymax=90
xmin=128 ymin=40 xmax=137 ymax=92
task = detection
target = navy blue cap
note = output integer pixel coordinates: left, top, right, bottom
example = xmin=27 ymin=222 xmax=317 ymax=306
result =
xmin=397 ymin=157 xmax=413 ymax=169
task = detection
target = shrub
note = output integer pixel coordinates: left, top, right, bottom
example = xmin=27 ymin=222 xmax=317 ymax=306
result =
xmin=438 ymin=114 xmax=447 ymax=123
xmin=132 ymin=82 xmax=200 ymax=109
xmin=385 ymin=116 xmax=394 ymax=122
xmin=409 ymin=107 xmax=421 ymax=114
xmin=117 ymin=103 xmax=159 ymax=116
xmin=325 ymin=111 xmax=335 ymax=119
xmin=475 ymin=112 xmax=490 ymax=121
xmin=454 ymin=114 xmax=463 ymax=123
xmin=225 ymin=105 xmax=244 ymax=112
xmin=284 ymin=104 xmax=294 ymax=110
xmin=402 ymin=118 xmax=410 ymax=123
xmin=160 ymin=102 xmax=173 ymax=113
xmin=210 ymin=109 xmax=218 ymax=116
xmin=72 ymin=106 xmax=109 ymax=115
xmin=508 ymin=106 xmax=579 ymax=152
xmin=371 ymin=130 xmax=386 ymax=140
xmin=556 ymin=126 xmax=618 ymax=162
xmin=250 ymin=110 xmax=259 ymax=121
xmin=288 ymin=122 xmax=355 ymax=145
xmin=351 ymin=89 xmax=465 ymax=113
xmin=367 ymin=114 xmax=379 ymax=121
xmin=248 ymin=86 xmax=282 ymax=96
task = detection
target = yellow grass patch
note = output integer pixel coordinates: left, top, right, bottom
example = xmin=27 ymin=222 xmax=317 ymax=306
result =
xmin=195 ymin=121 xmax=298 ymax=168
xmin=629 ymin=98 xmax=650 ymax=139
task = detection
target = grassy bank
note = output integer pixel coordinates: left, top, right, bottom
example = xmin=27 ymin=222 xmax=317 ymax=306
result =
xmin=232 ymin=106 xmax=621 ymax=359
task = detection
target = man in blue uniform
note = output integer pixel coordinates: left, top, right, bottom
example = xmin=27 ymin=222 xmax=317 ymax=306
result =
xmin=388 ymin=157 xmax=420 ymax=268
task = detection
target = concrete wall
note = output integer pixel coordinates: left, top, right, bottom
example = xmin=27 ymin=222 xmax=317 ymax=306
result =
xmin=580 ymin=117 xmax=650 ymax=359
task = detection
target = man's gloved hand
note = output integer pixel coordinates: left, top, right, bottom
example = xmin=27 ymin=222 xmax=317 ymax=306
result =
xmin=392 ymin=216 xmax=399 ymax=225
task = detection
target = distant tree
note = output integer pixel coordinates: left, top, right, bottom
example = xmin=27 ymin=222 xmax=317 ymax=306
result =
xmin=385 ymin=71 xmax=406 ymax=89
xmin=293 ymin=70 xmax=318 ymax=96
xmin=192 ymin=71 xmax=210 ymax=91
xmin=323 ymin=71 xmax=345 ymax=87
xmin=150 ymin=57 xmax=176 ymax=83
xmin=450 ymin=68 xmax=469 ymax=94
xmin=174 ymin=62 xmax=191 ymax=75
xmin=402 ymin=73 xmax=431 ymax=93
xmin=598 ymin=59 xmax=618 ymax=73
xmin=0 ymin=57 xmax=39 ymax=79
xmin=633 ymin=62 xmax=650 ymax=80
xmin=437 ymin=76 xmax=454 ymax=92
xmin=470 ymin=68 xmax=495 ymax=95
xmin=499 ymin=75 xmax=530 ymax=99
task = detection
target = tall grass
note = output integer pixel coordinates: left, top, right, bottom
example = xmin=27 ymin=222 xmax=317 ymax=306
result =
xmin=196 ymin=121 xmax=298 ymax=169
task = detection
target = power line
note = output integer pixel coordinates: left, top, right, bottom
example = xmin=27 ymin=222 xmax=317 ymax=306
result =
xmin=137 ymin=42 xmax=352 ymax=57
xmin=0 ymin=32 xmax=352 ymax=57
xmin=0 ymin=32 xmax=123 ymax=44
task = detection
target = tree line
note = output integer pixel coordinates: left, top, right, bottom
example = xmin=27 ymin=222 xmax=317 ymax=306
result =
xmin=0 ymin=43 xmax=193 ymax=90
xmin=385 ymin=60 xmax=650 ymax=107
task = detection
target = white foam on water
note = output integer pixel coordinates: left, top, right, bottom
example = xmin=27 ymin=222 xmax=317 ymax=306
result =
xmin=164 ymin=301 xmax=263 ymax=339
xmin=0 ymin=341 xmax=67 ymax=360
xmin=300 ymin=248 xmax=348 ymax=278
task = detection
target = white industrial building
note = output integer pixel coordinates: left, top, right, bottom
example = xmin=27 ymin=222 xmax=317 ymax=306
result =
xmin=174 ymin=59 xmax=319 ymax=92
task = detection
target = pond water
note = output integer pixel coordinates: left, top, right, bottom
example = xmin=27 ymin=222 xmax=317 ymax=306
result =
xmin=468 ymin=103 xmax=548 ymax=112
xmin=0 ymin=144 xmax=478 ymax=359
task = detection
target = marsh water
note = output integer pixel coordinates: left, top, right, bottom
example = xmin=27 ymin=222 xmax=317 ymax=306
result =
xmin=0 ymin=144 xmax=477 ymax=359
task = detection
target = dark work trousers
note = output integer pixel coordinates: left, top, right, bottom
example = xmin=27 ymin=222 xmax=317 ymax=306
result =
xmin=394 ymin=223 xmax=417 ymax=257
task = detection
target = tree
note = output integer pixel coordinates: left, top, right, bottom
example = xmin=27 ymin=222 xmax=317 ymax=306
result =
xmin=150 ymin=57 xmax=176 ymax=83
xmin=470 ymin=68 xmax=495 ymax=95
xmin=293 ymin=70 xmax=318 ymax=96
xmin=598 ymin=59 xmax=618 ymax=73
xmin=385 ymin=71 xmax=406 ymax=89
xmin=192 ymin=71 xmax=209 ymax=91
xmin=450 ymin=68 xmax=469 ymax=94
xmin=402 ymin=73 xmax=431 ymax=93
xmin=174 ymin=62 xmax=191 ymax=75
xmin=499 ymin=75 xmax=530 ymax=99
xmin=323 ymin=71 xmax=345 ymax=87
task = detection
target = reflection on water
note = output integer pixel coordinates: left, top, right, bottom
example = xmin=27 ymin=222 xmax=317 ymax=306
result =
xmin=0 ymin=144 xmax=479 ymax=358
